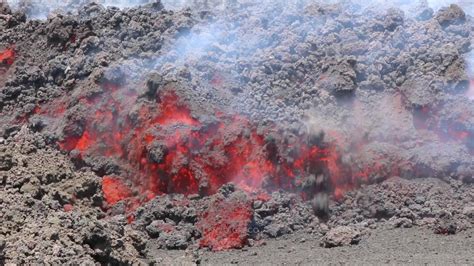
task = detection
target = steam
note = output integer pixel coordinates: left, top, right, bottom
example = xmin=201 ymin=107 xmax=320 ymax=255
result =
xmin=4 ymin=0 xmax=474 ymax=20
xmin=427 ymin=0 xmax=474 ymax=14
xmin=4 ymin=0 xmax=154 ymax=19
xmin=466 ymin=50 xmax=474 ymax=100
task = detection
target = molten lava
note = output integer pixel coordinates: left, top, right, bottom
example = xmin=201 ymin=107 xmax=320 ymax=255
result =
xmin=102 ymin=176 xmax=132 ymax=205
xmin=0 ymin=47 xmax=15 ymax=66
xmin=57 ymin=83 xmax=349 ymax=208
xmin=33 ymin=81 xmax=433 ymax=250
xmin=197 ymin=197 xmax=253 ymax=251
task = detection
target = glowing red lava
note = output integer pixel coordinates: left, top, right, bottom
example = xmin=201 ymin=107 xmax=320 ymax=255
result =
xmin=47 ymin=80 xmax=400 ymax=251
xmin=197 ymin=197 xmax=253 ymax=251
xmin=102 ymin=175 xmax=132 ymax=205
xmin=29 ymin=81 xmax=424 ymax=250
xmin=58 ymin=83 xmax=350 ymax=208
xmin=0 ymin=47 xmax=15 ymax=65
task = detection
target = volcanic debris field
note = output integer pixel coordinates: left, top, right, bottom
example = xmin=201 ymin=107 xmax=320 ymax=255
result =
xmin=1 ymin=0 xmax=474 ymax=264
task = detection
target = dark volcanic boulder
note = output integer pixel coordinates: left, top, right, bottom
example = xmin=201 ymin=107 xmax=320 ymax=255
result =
xmin=435 ymin=4 xmax=466 ymax=27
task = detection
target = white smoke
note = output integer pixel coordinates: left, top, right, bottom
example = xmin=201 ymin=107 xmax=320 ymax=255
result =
xmin=427 ymin=0 xmax=474 ymax=14
xmin=3 ymin=0 xmax=155 ymax=19
xmin=465 ymin=50 xmax=474 ymax=100
xmin=4 ymin=0 xmax=474 ymax=19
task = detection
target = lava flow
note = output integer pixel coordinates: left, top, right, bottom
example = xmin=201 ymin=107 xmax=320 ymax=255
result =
xmin=56 ymin=82 xmax=353 ymax=211
xmin=0 ymin=47 xmax=15 ymax=65
xmin=0 ymin=47 xmax=15 ymax=74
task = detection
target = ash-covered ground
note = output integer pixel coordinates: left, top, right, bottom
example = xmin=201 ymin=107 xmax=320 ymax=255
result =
xmin=1 ymin=0 xmax=474 ymax=264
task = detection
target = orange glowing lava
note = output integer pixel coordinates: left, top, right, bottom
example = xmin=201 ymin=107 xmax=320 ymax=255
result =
xmin=58 ymin=83 xmax=351 ymax=209
xmin=102 ymin=176 xmax=133 ymax=205
xmin=0 ymin=47 xmax=15 ymax=65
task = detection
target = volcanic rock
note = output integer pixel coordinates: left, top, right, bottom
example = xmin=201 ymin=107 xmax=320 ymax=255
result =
xmin=416 ymin=8 xmax=434 ymax=21
xmin=319 ymin=58 xmax=357 ymax=95
xmin=434 ymin=220 xmax=458 ymax=235
xmin=389 ymin=217 xmax=413 ymax=228
xmin=382 ymin=8 xmax=404 ymax=32
xmin=400 ymin=76 xmax=438 ymax=108
xmin=435 ymin=4 xmax=466 ymax=27
xmin=197 ymin=191 xmax=252 ymax=251
xmin=462 ymin=206 xmax=474 ymax=219
xmin=321 ymin=226 xmax=361 ymax=248
xmin=0 ymin=151 xmax=13 ymax=171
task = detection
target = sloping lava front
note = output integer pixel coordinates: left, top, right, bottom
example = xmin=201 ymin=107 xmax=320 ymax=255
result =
xmin=1 ymin=0 xmax=474 ymax=264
